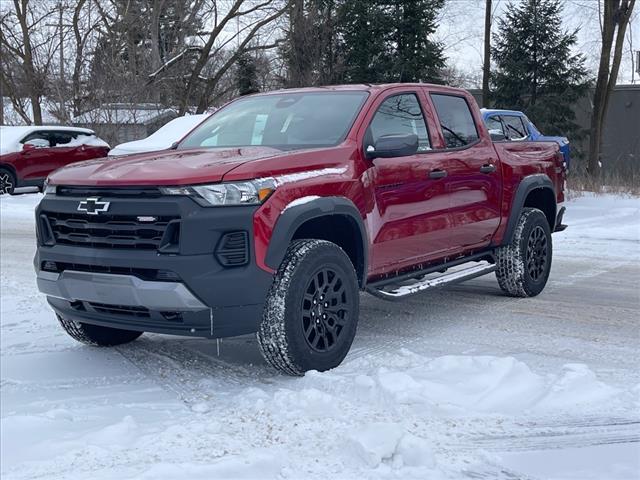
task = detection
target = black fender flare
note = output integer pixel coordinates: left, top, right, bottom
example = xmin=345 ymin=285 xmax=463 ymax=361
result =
xmin=502 ymin=174 xmax=556 ymax=245
xmin=265 ymin=196 xmax=369 ymax=287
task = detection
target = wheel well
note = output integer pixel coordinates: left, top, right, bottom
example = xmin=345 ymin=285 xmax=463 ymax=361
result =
xmin=523 ymin=187 xmax=556 ymax=229
xmin=292 ymin=214 xmax=366 ymax=287
xmin=0 ymin=164 xmax=16 ymax=178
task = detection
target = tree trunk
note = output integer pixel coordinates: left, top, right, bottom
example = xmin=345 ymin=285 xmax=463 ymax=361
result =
xmin=587 ymin=0 xmax=635 ymax=178
xmin=14 ymin=0 xmax=43 ymax=124
xmin=482 ymin=0 xmax=492 ymax=108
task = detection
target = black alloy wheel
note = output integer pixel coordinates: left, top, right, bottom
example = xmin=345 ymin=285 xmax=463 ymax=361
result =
xmin=526 ymin=225 xmax=548 ymax=282
xmin=302 ymin=267 xmax=350 ymax=353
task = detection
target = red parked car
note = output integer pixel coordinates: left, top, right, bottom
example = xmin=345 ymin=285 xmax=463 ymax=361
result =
xmin=0 ymin=126 xmax=110 ymax=195
xmin=36 ymin=84 xmax=566 ymax=375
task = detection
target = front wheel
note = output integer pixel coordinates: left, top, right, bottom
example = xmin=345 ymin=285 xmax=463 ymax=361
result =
xmin=57 ymin=314 xmax=143 ymax=346
xmin=0 ymin=168 xmax=16 ymax=195
xmin=257 ymin=239 xmax=360 ymax=376
xmin=495 ymin=207 xmax=552 ymax=297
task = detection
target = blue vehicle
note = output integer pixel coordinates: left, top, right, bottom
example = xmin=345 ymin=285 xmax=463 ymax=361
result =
xmin=481 ymin=109 xmax=571 ymax=168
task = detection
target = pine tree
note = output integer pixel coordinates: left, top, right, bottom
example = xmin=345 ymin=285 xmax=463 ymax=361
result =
xmin=236 ymin=52 xmax=260 ymax=96
xmin=338 ymin=0 xmax=445 ymax=84
xmin=391 ymin=0 xmax=445 ymax=82
xmin=338 ymin=0 xmax=390 ymax=83
xmin=491 ymin=0 xmax=590 ymax=138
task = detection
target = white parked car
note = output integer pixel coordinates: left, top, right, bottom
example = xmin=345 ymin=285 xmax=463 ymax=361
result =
xmin=108 ymin=114 xmax=209 ymax=156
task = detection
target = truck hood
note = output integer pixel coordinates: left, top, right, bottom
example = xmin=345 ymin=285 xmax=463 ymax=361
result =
xmin=48 ymin=147 xmax=288 ymax=186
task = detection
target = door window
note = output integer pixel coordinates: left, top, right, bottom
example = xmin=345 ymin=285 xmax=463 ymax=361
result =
xmin=20 ymin=131 xmax=51 ymax=147
xmin=430 ymin=94 xmax=479 ymax=148
xmin=501 ymin=115 xmax=528 ymax=140
xmin=49 ymin=132 xmax=76 ymax=147
xmin=368 ymin=94 xmax=431 ymax=152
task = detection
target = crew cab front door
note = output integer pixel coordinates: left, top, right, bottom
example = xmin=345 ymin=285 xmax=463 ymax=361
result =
xmin=365 ymin=92 xmax=454 ymax=276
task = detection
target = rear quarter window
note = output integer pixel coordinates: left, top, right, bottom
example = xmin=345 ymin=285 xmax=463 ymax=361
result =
xmin=430 ymin=94 xmax=479 ymax=149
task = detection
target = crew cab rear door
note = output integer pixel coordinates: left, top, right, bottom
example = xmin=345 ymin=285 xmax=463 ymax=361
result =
xmin=363 ymin=90 xmax=455 ymax=275
xmin=426 ymin=91 xmax=502 ymax=252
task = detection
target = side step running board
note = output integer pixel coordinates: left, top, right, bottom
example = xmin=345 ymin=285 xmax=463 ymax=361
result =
xmin=366 ymin=262 xmax=496 ymax=301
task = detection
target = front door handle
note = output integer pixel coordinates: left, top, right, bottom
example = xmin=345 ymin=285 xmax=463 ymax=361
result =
xmin=429 ymin=169 xmax=447 ymax=179
xmin=480 ymin=164 xmax=496 ymax=173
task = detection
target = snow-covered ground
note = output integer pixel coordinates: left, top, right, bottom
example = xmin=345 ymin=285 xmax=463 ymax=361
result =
xmin=1 ymin=192 xmax=639 ymax=480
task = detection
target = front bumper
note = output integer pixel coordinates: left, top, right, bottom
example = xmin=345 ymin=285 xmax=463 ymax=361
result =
xmin=34 ymin=191 xmax=274 ymax=338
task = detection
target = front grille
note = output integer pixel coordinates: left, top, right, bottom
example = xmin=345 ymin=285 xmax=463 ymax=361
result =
xmin=45 ymin=212 xmax=179 ymax=250
xmin=56 ymin=186 xmax=162 ymax=198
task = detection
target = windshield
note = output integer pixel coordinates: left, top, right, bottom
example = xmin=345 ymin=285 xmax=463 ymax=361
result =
xmin=179 ymin=91 xmax=368 ymax=151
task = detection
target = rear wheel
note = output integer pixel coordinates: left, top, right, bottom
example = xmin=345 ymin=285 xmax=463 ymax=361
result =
xmin=495 ymin=207 xmax=552 ymax=297
xmin=57 ymin=314 xmax=143 ymax=346
xmin=0 ymin=168 xmax=16 ymax=195
xmin=257 ymin=239 xmax=359 ymax=376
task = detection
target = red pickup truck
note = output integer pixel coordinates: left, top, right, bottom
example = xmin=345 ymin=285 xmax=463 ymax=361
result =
xmin=35 ymin=84 xmax=566 ymax=375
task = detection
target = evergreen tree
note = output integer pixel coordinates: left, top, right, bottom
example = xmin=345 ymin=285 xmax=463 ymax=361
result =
xmin=391 ymin=0 xmax=445 ymax=82
xmin=236 ymin=52 xmax=260 ymax=96
xmin=338 ymin=0 xmax=445 ymax=84
xmin=338 ymin=0 xmax=444 ymax=83
xmin=491 ymin=0 xmax=590 ymax=138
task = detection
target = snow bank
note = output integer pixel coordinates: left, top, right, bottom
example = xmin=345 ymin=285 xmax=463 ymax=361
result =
xmin=348 ymin=423 xmax=436 ymax=469
xmin=346 ymin=352 xmax=621 ymax=415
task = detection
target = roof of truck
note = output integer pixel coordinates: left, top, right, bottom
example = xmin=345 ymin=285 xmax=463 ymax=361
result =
xmin=254 ymin=83 xmax=468 ymax=96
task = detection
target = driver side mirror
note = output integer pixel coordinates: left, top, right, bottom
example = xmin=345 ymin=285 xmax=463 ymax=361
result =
xmin=488 ymin=129 xmax=507 ymax=142
xmin=366 ymin=133 xmax=419 ymax=159
xmin=22 ymin=138 xmax=50 ymax=152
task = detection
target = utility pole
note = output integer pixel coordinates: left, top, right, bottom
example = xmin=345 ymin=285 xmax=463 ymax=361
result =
xmin=482 ymin=0 xmax=492 ymax=108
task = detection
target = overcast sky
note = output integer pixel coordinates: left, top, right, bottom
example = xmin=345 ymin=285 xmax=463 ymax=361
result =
xmin=437 ymin=0 xmax=639 ymax=85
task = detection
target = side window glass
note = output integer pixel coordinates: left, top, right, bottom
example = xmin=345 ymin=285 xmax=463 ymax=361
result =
xmin=368 ymin=94 xmax=431 ymax=152
xmin=485 ymin=116 xmax=505 ymax=137
xmin=50 ymin=132 xmax=75 ymax=147
xmin=430 ymin=94 xmax=479 ymax=148
xmin=21 ymin=132 xmax=51 ymax=146
xmin=502 ymin=116 xmax=528 ymax=140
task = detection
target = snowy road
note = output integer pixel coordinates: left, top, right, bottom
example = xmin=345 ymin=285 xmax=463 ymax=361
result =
xmin=1 ymin=192 xmax=639 ymax=479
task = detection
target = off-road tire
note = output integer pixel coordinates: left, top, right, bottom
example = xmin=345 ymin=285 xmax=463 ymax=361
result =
xmin=495 ymin=207 xmax=552 ymax=297
xmin=257 ymin=239 xmax=359 ymax=376
xmin=0 ymin=168 xmax=16 ymax=195
xmin=57 ymin=314 xmax=143 ymax=346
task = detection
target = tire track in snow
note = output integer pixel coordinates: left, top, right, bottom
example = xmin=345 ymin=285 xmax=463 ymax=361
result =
xmin=450 ymin=415 xmax=640 ymax=452
xmin=115 ymin=337 xmax=274 ymax=408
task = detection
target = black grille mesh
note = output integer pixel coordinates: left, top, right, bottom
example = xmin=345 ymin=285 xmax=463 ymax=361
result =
xmin=45 ymin=212 xmax=178 ymax=250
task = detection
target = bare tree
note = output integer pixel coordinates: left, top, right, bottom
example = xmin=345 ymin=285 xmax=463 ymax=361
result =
xmin=588 ymin=0 xmax=636 ymax=177
xmin=145 ymin=0 xmax=289 ymax=113
xmin=0 ymin=1 xmax=59 ymax=124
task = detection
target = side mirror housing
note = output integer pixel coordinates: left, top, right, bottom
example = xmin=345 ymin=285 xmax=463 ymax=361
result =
xmin=366 ymin=133 xmax=418 ymax=159
xmin=22 ymin=138 xmax=49 ymax=151
xmin=489 ymin=130 xmax=507 ymax=142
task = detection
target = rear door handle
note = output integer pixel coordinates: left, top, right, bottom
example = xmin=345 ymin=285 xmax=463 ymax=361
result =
xmin=480 ymin=164 xmax=496 ymax=174
xmin=429 ymin=169 xmax=447 ymax=179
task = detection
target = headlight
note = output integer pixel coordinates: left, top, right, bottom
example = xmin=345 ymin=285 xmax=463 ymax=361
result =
xmin=43 ymin=179 xmax=56 ymax=195
xmin=160 ymin=178 xmax=276 ymax=207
